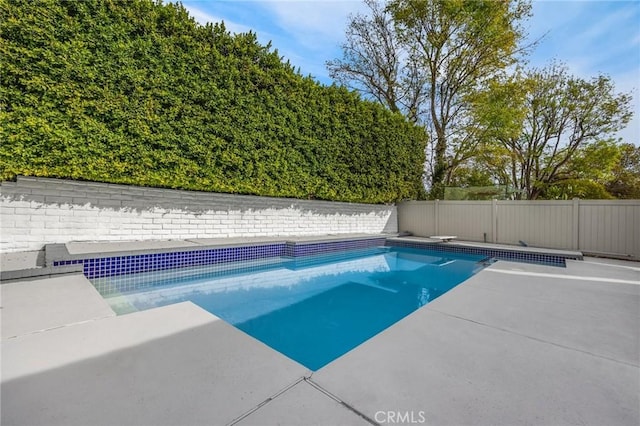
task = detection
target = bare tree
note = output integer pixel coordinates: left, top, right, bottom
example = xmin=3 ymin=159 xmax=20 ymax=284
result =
xmin=327 ymin=0 xmax=427 ymax=123
xmin=328 ymin=0 xmax=532 ymax=198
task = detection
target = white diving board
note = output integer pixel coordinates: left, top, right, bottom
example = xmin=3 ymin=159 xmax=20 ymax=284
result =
xmin=429 ymin=235 xmax=458 ymax=242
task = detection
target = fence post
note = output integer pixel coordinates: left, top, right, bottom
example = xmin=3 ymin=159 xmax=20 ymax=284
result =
xmin=492 ymin=199 xmax=498 ymax=243
xmin=435 ymin=199 xmax=440 ymax=235
xmin=572 ymin=198 xmax=580 ymax=250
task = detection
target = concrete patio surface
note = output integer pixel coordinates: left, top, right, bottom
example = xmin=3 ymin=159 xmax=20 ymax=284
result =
xmin=313 ymin=259 xmax=639 ymax=426
xmin=1 ymin=249 xmax=638 ymax=425
xmin=234 ymin=380 xmax=371 ymax=426
xmin=2 ymin=302 xmax=310 ymax=425
xmin=1 ymin=274 xmax=115 ymax=338
xmin=0 ymin=250 xmax=44 ymax=271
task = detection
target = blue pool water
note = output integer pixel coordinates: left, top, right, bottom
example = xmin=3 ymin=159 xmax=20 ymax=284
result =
xmin=91 ymin=247 xmax=487 ymax=370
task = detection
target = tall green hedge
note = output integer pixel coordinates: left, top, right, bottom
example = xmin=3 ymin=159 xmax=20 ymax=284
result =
xmin=0 ymin=0 xmax=427 ymax=203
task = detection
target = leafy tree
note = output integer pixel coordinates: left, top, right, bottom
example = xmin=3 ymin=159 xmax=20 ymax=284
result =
xmin=606 ymin=143 xmax=640 ymax=199
xmin=540 ymin=140 xmax=619 ymax=199
xmin=447 ymin=166 xmax=494 ymax=188
xmin=443 ymin=165 xmax=502 ymax=200
xmin=328 ymin=0 xmax=532 ymax=198
xmin=0 ymin=0 xmax=427 ymax=203
xmin=473 ymin=64 xmax=632 ymax=199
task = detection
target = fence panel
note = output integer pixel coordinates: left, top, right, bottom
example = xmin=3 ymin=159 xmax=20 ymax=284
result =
xmin=497 ymin=201 xmax=574 ymax=249
xmin=397 ymin=201 xmax=436 ymax=236
xmin=579 ymin=200 xmax=640 ymax=258
xmin=439 ymin=201 xmax=493 ymax=242
xmin=397 ymin=199 xmax=639 ymax=259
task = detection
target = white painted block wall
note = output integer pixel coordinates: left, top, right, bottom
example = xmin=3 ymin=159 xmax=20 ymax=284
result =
xmin=0 ymin=177 xmax=397 ymax=252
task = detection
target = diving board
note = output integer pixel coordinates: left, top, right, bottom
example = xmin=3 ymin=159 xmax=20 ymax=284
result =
xmin=429 ymin=236 xmax=458 ymax=242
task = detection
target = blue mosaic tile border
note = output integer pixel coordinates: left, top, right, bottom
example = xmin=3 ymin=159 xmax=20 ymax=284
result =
xmin=285 ymin=238 xmax=387 ymax=257
xmin=53 ymin=243 xmax=286 ymax=279
xmin=52 ymin=238 xmax=388 ymax=279
xmin=283 ymin=246 xmax=388 ymax=270
xmin=91 ymin=257 xmax=286 ymax=297
xmin=52 ymin=237 xmax=574 ymax=279
xmin=384 ymin=240 xmax=578 ymax=267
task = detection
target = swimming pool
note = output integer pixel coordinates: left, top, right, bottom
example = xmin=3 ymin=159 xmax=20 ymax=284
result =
xmin=91 ymin=246 xmax=488 ymax=370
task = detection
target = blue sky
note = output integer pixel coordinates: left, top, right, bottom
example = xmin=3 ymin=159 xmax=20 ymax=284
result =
xmin=179 ymin=0 xmax=640 ymax=144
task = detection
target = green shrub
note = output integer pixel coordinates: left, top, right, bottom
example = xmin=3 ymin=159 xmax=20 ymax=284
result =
xmin=0 ymin=0 xmax=426 ymax=203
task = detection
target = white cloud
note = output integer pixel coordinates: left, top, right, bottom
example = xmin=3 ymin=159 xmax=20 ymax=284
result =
xmin=182 ymin=4 xmax=254 ymax=34
xmin=181 ymin=1 xmax=348 ymax=81
xmin=259 ymin=0 xmax=366 ymax=49
xmin=527 ymin=1 xmax=639 ymax=67
xmin=574 ymin=4 xmax=636 ymax=43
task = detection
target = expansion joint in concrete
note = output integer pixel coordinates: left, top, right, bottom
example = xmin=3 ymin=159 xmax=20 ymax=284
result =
xmin=2 ymin=314 xmax=115 ymax=340
xmin=225 ymin=377 xmax=305 ymax=426
xmin=427 ymin=308 xmax=640 ymax=368
xmin=304 ymin=377 xmax=380 ymax=425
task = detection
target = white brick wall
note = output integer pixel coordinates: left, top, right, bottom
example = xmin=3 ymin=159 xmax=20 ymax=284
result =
xmin=0 ymin=177 xmax=397 ymax=252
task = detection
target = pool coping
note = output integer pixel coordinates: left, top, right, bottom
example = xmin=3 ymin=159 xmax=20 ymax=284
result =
xmin=1 ymin=234 xmax=586 ymax=282
xmin=43 ymin=235 xmax=390 ymax=280
xmin=386 ymin=237 xmax=583 ymax=266
xmin=1 ymin=235 xmax=391 ymax=282
xmin=0 ymin=260 xmax=84 ymax=283
xmin=46 ymin=234 xmax=392 ymax=263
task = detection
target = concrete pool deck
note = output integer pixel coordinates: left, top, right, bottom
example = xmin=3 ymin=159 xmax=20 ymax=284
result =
xmin=1 ymin=247 xmax=638 ymax=425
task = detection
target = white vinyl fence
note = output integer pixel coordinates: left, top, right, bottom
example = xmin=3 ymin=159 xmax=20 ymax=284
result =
xmin=398 ymin=199 xmax=640 ymax=260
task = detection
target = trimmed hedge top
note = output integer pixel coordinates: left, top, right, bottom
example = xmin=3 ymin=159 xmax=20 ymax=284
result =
xmin=0 ymin=0 xmax=427 ymax=203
